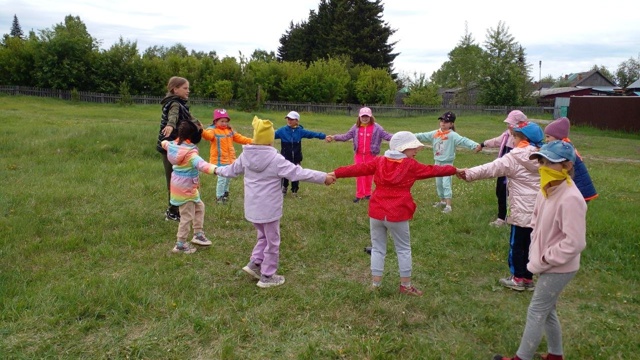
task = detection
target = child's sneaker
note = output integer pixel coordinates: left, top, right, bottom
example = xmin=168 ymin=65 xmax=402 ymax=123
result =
xmin=223 ymin=191 xmax=230 ymax=201
xmin=493 ymin=355 xmax=517 ymax=360
xmin=489 ymin=218 xmax=507 ymax=227
xmin=535 ymin=353 xmax=564 ymax=360
xmin=399 ymin=284 xmax=423 ymax=296
xmin=432 ymin=201 xmax=446 ymax=208
xmin=499 ymin=275 xmax=525 ymax=291
xmin=242 ymin=261 xmax=262 ymax=280
xmin=216 ymin=197 xmax=226 ymax=204
xmin=524 ymin=279 xmax=535 ymax=291
xmin=165 ymin=209 xmax=180 ymax=222
xmin=257 ymin=274 xmax=285 ymax=288
xmin=171 ymin=242 xmax=196 ymax=254
xmin=442 ymin=205 xmax=452 ymax=213
xmin=364 ymin=246 xmax=372 ymax=255
xmin=191 ymin=232 xmax=212 ymax=246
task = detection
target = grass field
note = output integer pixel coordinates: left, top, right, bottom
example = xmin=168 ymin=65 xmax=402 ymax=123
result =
xmin=0 ymin=95 xmax=638 ymax=359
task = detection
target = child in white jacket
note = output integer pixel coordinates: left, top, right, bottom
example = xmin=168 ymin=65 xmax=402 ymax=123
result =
xmin=493 ymin=140 xmax=587 ymax=360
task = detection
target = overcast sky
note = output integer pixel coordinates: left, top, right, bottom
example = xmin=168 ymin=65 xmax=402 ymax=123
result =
xmin=2 ymin=0 xmax=639 ymax=81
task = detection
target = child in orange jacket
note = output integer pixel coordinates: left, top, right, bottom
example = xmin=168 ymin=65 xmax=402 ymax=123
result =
xmin=202 ymin=109 xmax=252 ymax=203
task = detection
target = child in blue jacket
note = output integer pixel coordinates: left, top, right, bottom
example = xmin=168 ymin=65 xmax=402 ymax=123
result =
xmin=275 ymin=111 xmax=326 ymax=196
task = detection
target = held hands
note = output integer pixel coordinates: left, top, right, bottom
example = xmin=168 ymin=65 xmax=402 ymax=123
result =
xmin=474 ymin=144 xmax=483 ymax=153
xmin=325 ymin=172 xmax=337 ymax=185
xmin=455 ymin=168 xmax=468 ymax=181
xmin=325 ymin=135 xmax=333 ymax=143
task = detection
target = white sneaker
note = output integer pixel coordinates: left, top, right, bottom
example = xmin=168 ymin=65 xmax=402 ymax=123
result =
xmin=442 ymin=205 xmax=452 ymax=213
xmin=257 ymin=274 xmax=286 ymax=288
xmin=489 ymin=218 xmax=507 ymax=227
xmin=433 ymin=201 xmax=446 ymax=208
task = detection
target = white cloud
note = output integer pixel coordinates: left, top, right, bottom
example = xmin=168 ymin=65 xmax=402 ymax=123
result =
xmin=2 ymin=0 xmax=639 ymax=80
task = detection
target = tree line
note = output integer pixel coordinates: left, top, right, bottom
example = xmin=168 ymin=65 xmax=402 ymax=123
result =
xmin=2 ymin=2 xmax=639 ymax=110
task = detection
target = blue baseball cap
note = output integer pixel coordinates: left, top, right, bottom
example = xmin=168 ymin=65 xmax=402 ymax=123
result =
xmin=529 ymin=140 xmax=576 ymax=163
xmin=512 ymin=121 xmax=544 ymax=147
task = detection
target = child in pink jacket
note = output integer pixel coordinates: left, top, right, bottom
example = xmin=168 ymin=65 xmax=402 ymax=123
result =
xmin=494 ymin=140 xmax=587 ymax=360
xmin=460 ymin=122 xmax=544 ymax=291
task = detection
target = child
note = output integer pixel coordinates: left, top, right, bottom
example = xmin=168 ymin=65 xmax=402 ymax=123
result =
xmin=459 ymin=121 xmax=544 ymax=290
xmin=543 ymin=117 xmax=598 ymax=202
xmin=215 ymin=116 xmax=334 ymax=288
xmin=161 ymin=121 xmax=216 ymax=254
xmin=478 ymin=110 xmax=528 ymax=226
xmin=493 ymin=140 xmax=587 ymax=360
xmin=414 ymin=111 xmax=480 ymax=213
xmin=330 ymin=131 xmax=461 ymax=296
xmin=326 ymin=107 xmax=393 ymax=203
xmin=202 ymin=109 xmax=253 ymax=204
xmin=156 ymin=76 xmax=203 ymax=222
xmin=275 ymin=110 xmax=327 ymax=197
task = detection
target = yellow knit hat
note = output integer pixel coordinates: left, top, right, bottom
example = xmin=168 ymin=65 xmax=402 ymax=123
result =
xmin=252 ymin=116 xmax=275 ymax=145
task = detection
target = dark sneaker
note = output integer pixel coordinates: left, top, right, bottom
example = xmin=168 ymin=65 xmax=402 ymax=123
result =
xmin=216 ymin=197 xmax=226 ymax=204
xmin=353 ymin=197 xmax=361 ymax=203
xmin=499 ymin=275 xmax=525 ymax=291
xmin=165 ymin=209 xmax=180 ymax=222
xmin=493 ymin=355 xmax=515 ymax=360
xmin=257 ymin=274 xmax=285 ymax=288
xmin=399 ymin=284 xmax=423 ymax=296
xmin=172 ymin=242 xmax=196 ymax=254
xmin=364 ymin=195 xmax=371 ymax=200
xmin=364 ymin=246 xmax=372 ymax=255
xmin=223 ymin=191 xmax=229 ymax=201
xmin=191 ymin=232 xmax=212 ymax=246
xmin=242 ymin=261 xmax=261 ymax=280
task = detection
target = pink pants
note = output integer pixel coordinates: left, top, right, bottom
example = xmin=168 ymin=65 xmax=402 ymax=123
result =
xmin=250 ymin=220 xmax=281 ymax=277
xmin=354 ymin=153 xmax=375 ymax=198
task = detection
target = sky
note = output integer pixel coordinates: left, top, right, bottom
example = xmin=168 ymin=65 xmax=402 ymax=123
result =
xmin=2 ymin=0 xmax=639 ymax=82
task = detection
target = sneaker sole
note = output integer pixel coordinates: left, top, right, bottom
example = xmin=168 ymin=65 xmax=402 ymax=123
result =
xmin=191 ymin=240 xmax=212 ymax=246
xmin=501 ymin=284 xmax=525 ymax=291
xmin=256 ymin=278 xmax=286 ymax=288
xmin=242 ymin=266 xmax=261 ymax=280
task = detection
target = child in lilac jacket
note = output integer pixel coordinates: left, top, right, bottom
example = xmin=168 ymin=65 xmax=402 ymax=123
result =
xmin=216 ymin=116 xmax=333 ymax=288
xmin=327 ymin=107 xmax=393 ymax=202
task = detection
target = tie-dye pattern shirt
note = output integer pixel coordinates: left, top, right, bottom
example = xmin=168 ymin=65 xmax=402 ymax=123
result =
xmin=161 ymin=140 xmax=216 ymax=206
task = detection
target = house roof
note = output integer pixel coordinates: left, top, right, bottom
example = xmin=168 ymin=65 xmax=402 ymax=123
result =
xmin=627 ymin=78 xmax=640 ymax=89
xmin=531 ymin=87 xmax=589 ymax=97
xmin=567 ymin=69 xmax=616 ymax=87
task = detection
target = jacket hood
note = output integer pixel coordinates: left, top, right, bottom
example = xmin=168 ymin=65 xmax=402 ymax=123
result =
xmin=241 ymin=145 xmax=280 ymax=172
xmin=377 ymin=156 xmax=414 ymax=187
xmin=512 ymin=146 xmax=540 ymax=173
xmin=167 ymin=140 xmax=197 ymax=165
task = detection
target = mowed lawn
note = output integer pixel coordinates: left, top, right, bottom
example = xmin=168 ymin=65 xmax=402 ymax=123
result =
xmin=0 ymin=95 xmax=638 ymax=359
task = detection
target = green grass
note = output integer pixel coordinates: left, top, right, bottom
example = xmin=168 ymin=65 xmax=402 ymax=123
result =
xmin=0 ymin=95 xmax=639 ymax=359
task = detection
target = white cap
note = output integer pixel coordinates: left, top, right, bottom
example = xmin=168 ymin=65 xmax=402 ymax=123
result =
xmin=285 ymin=111 xmax=300 ymax=120
xmin=389 ymin=131 xmax=425 ymax=152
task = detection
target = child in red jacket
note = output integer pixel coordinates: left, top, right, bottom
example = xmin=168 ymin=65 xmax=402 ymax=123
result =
xmin=330 ymin=132 xmax=462 ymax=296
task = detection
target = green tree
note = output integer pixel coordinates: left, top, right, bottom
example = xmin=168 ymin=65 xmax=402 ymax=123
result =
xmin=0 ymin=32 xmax=37 ymax=85
xmin=615 ymin=57 xmax=640 ymax=88
xmin=477 ymin=21 xmax=532 ymax=106
xmin=278 ymin=0 xmax=397 ymax=72
xmin=402 ymin=73 xmax=441 ymax=106
xmin=213 ymin=80 xmax=234 ymax=106
xmin=355 ymin=67 xmax=397 ymax=104
xmin=10 ymin=14 xmax=24 ymax=39
xmin=95 ymin=37 xmax=143 ymax=94
xmin=32 ymin=15 xmax=99 ymax=90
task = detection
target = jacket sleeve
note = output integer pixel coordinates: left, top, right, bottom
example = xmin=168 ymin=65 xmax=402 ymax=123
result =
xmin=302 ymin=129 xmax=326 ymax=140
xmin=379 ymin=125 xmax=393 ymax=141
xmin=483 ymin=132 xmax=506 ymax=148
xmin=275 ymin=156 xmax=327 ymax=183
xmin=189 ymin=154 xmax=217 ymax=175
xmin=215 ymin=156 xmax=245 ymax=178
xmin=414 ymin=131 xmax=435 ymax=143
xmin=274 ymin=127 xmax=284 ymax=140
xmin=202 ymin=126 xmax=216 ymax=141
xmin=233 ymin=132 xmax=253 ymax=145
xmin=332 ymin=126 xmax=356 ymax=141
xmin=334 ymin=159 xmax=378 ymax=178
xmin=465 ymin=155 xmax=513 ymax=181
xmin=413 ymin=162 xmax=457 ymax=180
xmin=452 ymin=132 xmax=480 ymax=150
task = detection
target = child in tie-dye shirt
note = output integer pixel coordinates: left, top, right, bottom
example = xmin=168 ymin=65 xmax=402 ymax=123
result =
xmin=161 ymin=121 xmax=217 ymax=254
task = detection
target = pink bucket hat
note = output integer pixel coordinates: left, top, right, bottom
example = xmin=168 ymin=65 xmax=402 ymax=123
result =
xmin=504 ymin=110 xmax=527 ymax=125
xmin=213 ymin=109 xmax=230 ymax=122
xmin=359 ymin=107 xmax=373 ymax=117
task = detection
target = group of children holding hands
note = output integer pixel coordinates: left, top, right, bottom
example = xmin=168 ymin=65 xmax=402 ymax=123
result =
xmin=156 ymin=76 xmax=595 ymax=360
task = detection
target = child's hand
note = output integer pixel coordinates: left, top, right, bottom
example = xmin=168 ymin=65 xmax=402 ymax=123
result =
xmin=474 ymin=144 xmax=482 ymax=153
xmin=162 ymin=125 xmax=174 ymax=137
xmin=456 ymin=168 xmax=467 ymax=181
xmin=325 ymin=172 xmax=337 ymax=185
xmin=325 ymin=136 xmax=333 ymax=143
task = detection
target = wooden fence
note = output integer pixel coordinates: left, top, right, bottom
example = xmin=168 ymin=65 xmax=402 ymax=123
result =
xmin=0 ymin=85 xmax=553 ymax=118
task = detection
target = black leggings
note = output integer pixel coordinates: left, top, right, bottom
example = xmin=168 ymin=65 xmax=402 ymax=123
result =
xmin=496 ymin=176 xmax=508 ymax=220
xmin=162 ymin=152 xmax=180 ymax=215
